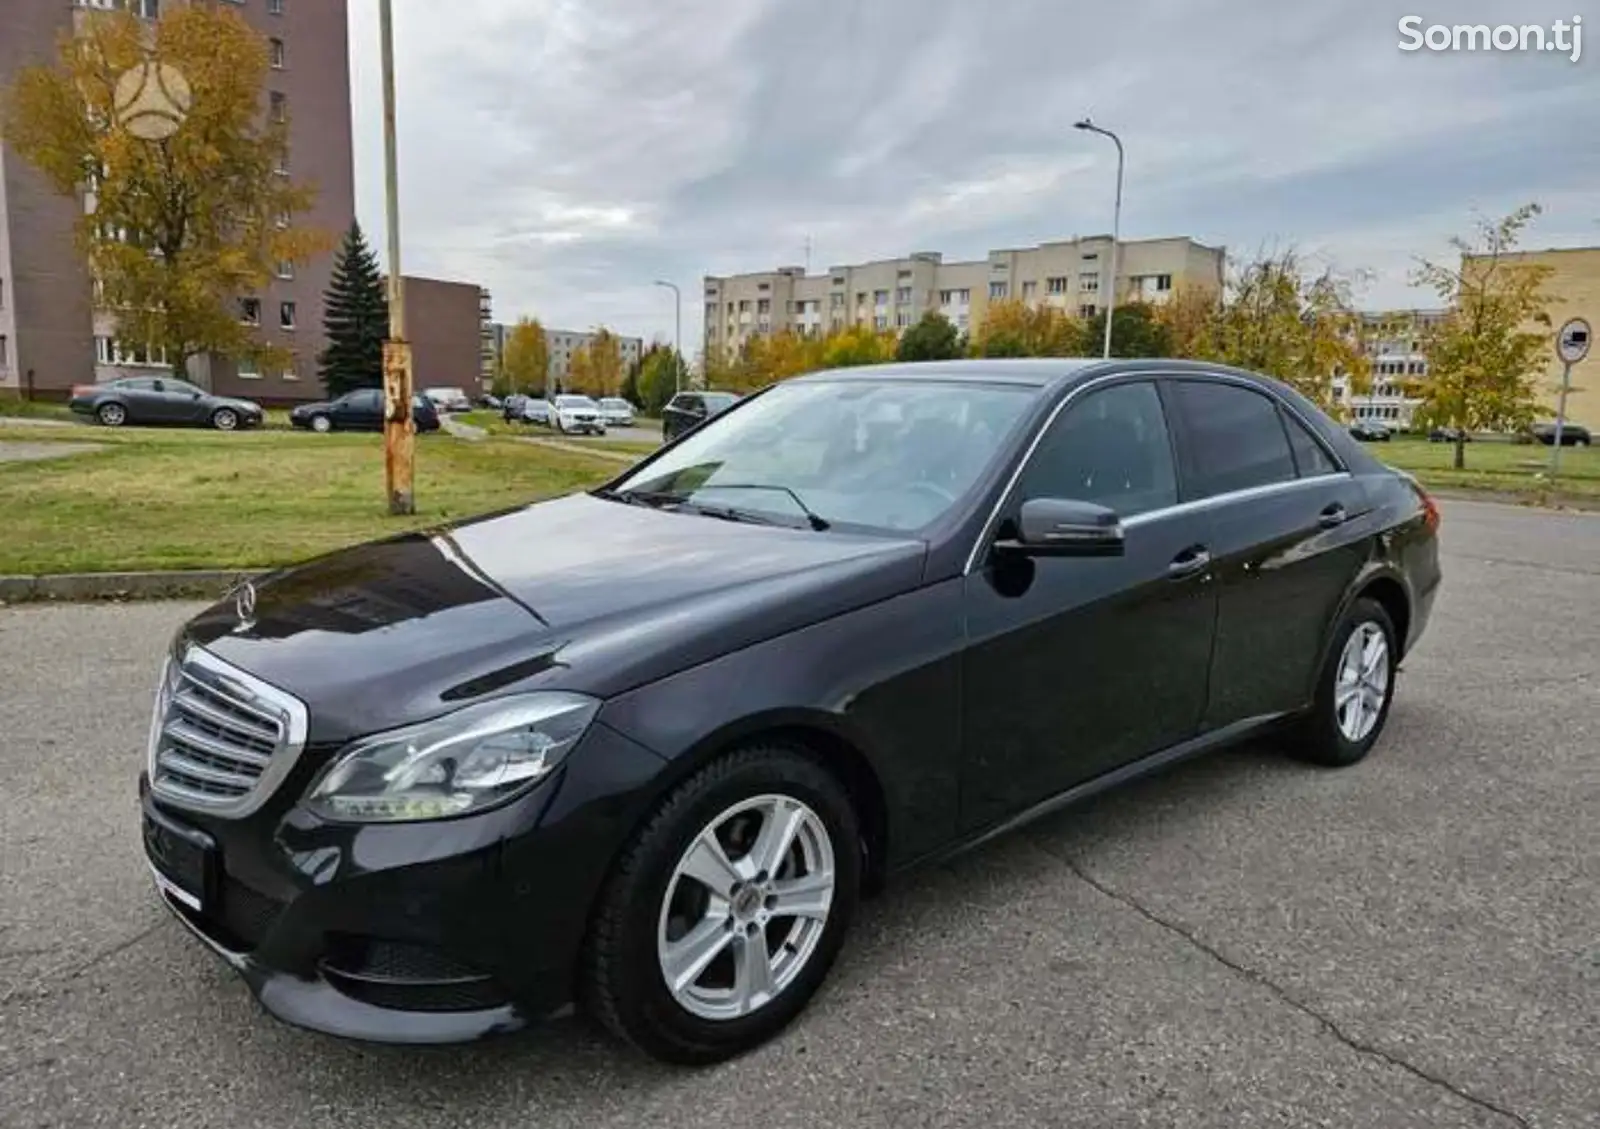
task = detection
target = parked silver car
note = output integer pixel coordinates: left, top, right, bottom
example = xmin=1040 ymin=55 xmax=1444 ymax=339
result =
xmin=598 ymin=397 xmax=636 ymax=427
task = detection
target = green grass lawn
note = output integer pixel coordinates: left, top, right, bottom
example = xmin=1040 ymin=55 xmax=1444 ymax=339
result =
xmin=1376 ymin=435 xmax=1600 ymax=501
xmin=455 ymin=411 xmax=660 ymax=457
xmin=0 ymin=423 xmax=616 ymax=574
xmin=0 ymin=398 xmax=75 ymax=421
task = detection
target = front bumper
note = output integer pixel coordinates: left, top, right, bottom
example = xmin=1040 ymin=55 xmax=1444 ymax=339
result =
xmin=139 ymin=719 xmax=667 ymax=1044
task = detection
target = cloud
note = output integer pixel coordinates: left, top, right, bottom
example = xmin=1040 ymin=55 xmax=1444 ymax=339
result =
xmin=346 ymin=0 xmax=1599 ymax=354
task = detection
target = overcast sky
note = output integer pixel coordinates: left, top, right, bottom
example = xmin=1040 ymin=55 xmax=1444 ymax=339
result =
xmin=347 ymin=0 xmax=1598 ymax=356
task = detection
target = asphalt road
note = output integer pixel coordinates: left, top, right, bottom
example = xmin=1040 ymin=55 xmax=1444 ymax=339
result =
xmin=1 ymin=498 xmax=1596 ymax=1129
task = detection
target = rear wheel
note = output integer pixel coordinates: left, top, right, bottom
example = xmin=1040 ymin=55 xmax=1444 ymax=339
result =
xmin=96 ymin=402 xmax=127 ymax=427
xmin=211 ymin=408 xmax=238 ymax=431
xmin=1287 ymin=597 xmax=1397 ymax=767
xmin=309 ymin=414 xmax=332 ymax=434
xmin=583 ymin=745 xmax=861 ymax=1064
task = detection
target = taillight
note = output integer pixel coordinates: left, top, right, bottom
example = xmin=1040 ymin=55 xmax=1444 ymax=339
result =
xmin=1414 ymin=481 xmax=1441 ymax=533
xmin=70 ymin=384 xmax=95 ymax=398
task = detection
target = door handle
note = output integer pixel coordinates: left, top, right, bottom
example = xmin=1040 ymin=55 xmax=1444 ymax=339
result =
xmin=1319 ymin=503 xmax=1348 ymax=529
xmin=1168 ymin=546 xmax=1211 ymax=580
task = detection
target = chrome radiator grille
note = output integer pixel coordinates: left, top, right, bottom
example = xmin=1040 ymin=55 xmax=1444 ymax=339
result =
xmin=148 ymin=646 xmax=308 ymax=815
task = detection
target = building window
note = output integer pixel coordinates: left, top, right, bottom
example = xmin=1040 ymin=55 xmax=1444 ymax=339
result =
xmin=1082 ymin=252 xmax=1099 ymax=261
xmin=282 ymin=356 xmax=298 ymax=380
xmin=989 ymin=281 xmax=1008 ymax=300
xmin=269 ymin=0 xmax=283 ymax=12
xmin=237 ymin=356 xmax=259 ymax=378
xmin=874 ymin=315 xmax=888 ymax=330
xmin=897 ymin=269 xmax=911 ymax=279
xmin=270 ymin=38 xmax=286 ymax=68
xmin=274 ymin=154 xmax=290 ymax=176
xmin=831 ymin=275 xmax=845 ymax=285
xmin=895 ymin=311 xmax=911 ymax=328
xmin=737 ymin=300 xmax=749 ymax=312
xmin=1021 ymin=281 xmax=1037 ymax=299
xmin=830 ymin=292 xmax=844 ymax=309
xmin=874 ymin=289 xmax=889 ymax=305
xmin=0 ymin=335 xmax=7 ymax=368
xmin=939 ymin=289 xmax=953 ymax=305
xmin=757 ymin=282 xmax=770 ymax=292
xmin=895 ymin=286 xmax=912 ymax=303
xmin=955 ymin=288 xmax=970 ymax=304
xmin=275 ymin=260 xmax=294 ymax=279
xmin=1079 ymin=304 xmax=1097 ymax=319
xmin=239 ymin=297 xmax=261 ymax=325
xmin=1079 ymin=273 xmax=1099 ymax=292
xmin=1047 ymin=276 xmax=1069 ymax=294
xmin=280 ymin=301 xmax=296 ymax=329
xmin=757 ymin=298 xmax=770 ymax=314
xmin=1154 ymin=273 xmax=1172 ymax=291
xmin=0 ymin=278 xmax=5 ymax=308
xmin=270 ymin=92 xmax=287 ymax=123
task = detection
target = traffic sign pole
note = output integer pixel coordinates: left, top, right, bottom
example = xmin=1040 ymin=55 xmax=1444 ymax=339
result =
xmin=1550 ymin=318 xmax=1591 ymax=479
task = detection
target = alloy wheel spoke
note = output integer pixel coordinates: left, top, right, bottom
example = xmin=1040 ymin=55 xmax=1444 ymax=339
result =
xmin=1346 ymin=693 xmax=1365 ymax=739
xmin=680 ymin=832 xmax=744 ymax=899
xmin=662 ymin=914 xmax=735 ymax=993
xmin=1362 ymin=687 xmax=1385 ymax=718
xmin=748 ymin=798 xmax=806 ymax=878
xmin=1335 ymin=681 xmax=1361 ymax=709
xmin=1361 ymin=633 xmax=1387 ymax=679
xmin=731 ymin=929 xmax=775 ymax=1015
xmin=767 ymin=871 xmax=833 ymax=920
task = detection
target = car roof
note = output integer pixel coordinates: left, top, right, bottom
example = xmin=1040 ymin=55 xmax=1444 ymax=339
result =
xmin=785 ymin=357 xmax=1297 ymax=391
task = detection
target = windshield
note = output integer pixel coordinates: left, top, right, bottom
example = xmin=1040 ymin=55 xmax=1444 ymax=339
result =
xmin=608 ymin=379 xmax=1035 ymax=532
xmin=600 ymin=398 xmax=629 ymax=408
xmin=556 ymin=396 xmax=597 ymax=409
xmin=703 ymin=393 xmax=738 ymax=409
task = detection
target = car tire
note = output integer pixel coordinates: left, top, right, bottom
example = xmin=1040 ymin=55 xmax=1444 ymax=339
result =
xmin=309 ymin=414 xmax=332 ymax=434
xmin=582 ymin=743 xmax=862 ymax=1065
xmin=211 ymin=408 xmax=239 ymax=431
xmin=1286 ymin=597 xmax=1399 ymax=768
xmin=96 ymin=402 xmax=127 ymax=427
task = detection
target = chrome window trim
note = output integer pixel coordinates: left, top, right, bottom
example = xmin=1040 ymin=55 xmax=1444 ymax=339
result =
xmin=146 ymin=642 xmax=310 ymax=819
xmin=963 ymin=369 xmax=1352 ymax=573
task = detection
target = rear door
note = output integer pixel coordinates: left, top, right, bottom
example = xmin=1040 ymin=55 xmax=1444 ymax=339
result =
xmin=110 ymin=378 xmax=160 ymax=422
xmin=1166 ymin=377 xmax=1369 ymax=726
xmin=162 ymin=379 xmax=211 ymax=423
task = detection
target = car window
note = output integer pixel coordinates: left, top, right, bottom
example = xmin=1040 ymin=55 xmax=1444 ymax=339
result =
xmin=166 ymin=380 xmax=202 ymax=396
xmin=1171 ymin=380 xmax=1298 ymax=499
xmin=676 ymin=395 xmax=703 ymax=412
xmin=1018 ymin=381 xmax=1177 ymax=518
xmin=1282 ymin=410 xmax=1339 ymax=477
xmin=117 ymin=378 xmax=158 ymax=392
xmin=346 ymin=389 xmax=381 ymax=410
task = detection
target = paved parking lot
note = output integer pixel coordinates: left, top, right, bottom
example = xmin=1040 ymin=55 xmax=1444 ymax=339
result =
xmin=1 ymin=498 xmax=1595 ymax=1128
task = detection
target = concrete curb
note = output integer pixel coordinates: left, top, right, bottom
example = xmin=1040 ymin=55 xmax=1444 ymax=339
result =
xmin=0 ymin=569 xmax=269 ymax=604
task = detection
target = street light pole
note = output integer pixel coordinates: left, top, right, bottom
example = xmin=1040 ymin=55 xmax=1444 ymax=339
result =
xmin=1074 ymin=118 xmax=1124 ymax=359
xmin=654 ymin=280 xmax=681 ymax=395
xmin=379 ymin=0 xmax=414 ymax=515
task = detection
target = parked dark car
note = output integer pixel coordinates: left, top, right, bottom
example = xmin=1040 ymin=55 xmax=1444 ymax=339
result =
xmin=1529 ymin=421 xmax=1591 ymax=447
xmin=1428 ymin=426 xmax=1472 ymax=443
xmin=1348 ymin=419 xmax=1392 ymax=442
xmin=288 ymin=389 xmax=441 ymax=433
xmin=140 ymin=359 xmax=1439 ymax=1064
xmin=662 ymin=389 xmax=740 ymax=440
xmin=69 ymin=377 xmax=263 ymax=431
xmin=501 ymin=393 xmax=527 ymax=422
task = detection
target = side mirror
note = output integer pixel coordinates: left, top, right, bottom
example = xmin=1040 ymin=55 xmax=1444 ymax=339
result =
xmin=191 ymin=391 xmax=202 ymax=400
xmin=996 ymin=498 xmax=1125 ymax=558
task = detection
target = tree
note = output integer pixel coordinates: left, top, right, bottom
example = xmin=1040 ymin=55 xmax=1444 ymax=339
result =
xmin=568 ymin=328 xmax=624 ymax=396
xmin=501 ymin=317 xmax=549 ymax=395
xmin=1082 ymin=302 xmax=1172 ymax=359
xmin=896 ymin=311 xmax=963 ymax=362
xmin=970 ymin=299 xmax=1084 ymax=357
xmin=317 ymin=221 xmax=387 ymax=396
xmin=1 ymin=5 xmax=331 ymax=383
xmin=637 ymin=344 xmax=688 ymax=413
xmin=819 ymin=324 xmax=895 ymax=368
xmin=1411 ymin=204 xmax=1556 ymax=468
xmin=1184 ymin=249 xmax=1367 ymax=410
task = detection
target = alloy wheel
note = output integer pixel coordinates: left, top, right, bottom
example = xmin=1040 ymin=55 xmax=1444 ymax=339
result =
xmin=98 ymin=403 xmax=126 ymax=427
xmin=657 ymin=794 xmax=835 ymax=1021
xmin=311 ymin=415 xmax=332 ymax=433
xmin=213 ymin=409 xmax=238 ymax=431
xmin=1335 ymin=621 xmax=1389 ymax=743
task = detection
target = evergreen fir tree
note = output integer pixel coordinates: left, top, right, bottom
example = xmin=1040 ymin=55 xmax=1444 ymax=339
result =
xmin=317 ymin=221 xmax=389 ymax=396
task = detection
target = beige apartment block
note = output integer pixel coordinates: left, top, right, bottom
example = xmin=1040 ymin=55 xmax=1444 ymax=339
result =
xmin=1467 ymin=246 xmax=1600 ymax=429
xmin=703 ymin=235 xmax=1225 ymax=360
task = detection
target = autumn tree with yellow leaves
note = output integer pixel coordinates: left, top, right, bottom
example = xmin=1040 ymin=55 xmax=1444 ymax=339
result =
xmin=0 ymin=5 xmax=330 ymax=382
xmin=566 ymin=328 xmax=626 ymax=397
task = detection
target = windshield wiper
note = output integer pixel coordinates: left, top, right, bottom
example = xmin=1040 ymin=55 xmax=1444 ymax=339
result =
xmin=689 ymin=484 xmax=830 ymax=531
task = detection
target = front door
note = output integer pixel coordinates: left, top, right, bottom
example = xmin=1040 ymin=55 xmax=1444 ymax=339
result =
xmin=960 ymin=380 xmax=1218 ymax=831
xmin=1165 ymin=378 xmax=1370 ymax=726
xmin=336 ymin=389 xmax=383 ymax=430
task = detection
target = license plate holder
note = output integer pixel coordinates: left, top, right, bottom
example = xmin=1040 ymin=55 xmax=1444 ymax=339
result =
xmin=142 ymin=803 xmax=216 ymax=912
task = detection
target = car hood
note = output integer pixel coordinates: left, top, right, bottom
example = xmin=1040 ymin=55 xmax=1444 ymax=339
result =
xmin=184 ymin=493 xmax=926 ymax=742
xmin=217 ymin=397 xmax=262 ymax=411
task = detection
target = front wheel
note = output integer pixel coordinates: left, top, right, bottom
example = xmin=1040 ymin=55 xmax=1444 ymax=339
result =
xmin=96 ymin=402 xmax=127 ymax=427
xmin=583 ymin=745 xmax=861 ymax=1064
xmin=211 ymin=408 xmax=238 ymax=431
xmin=309 ymin=414 xmax=332 ymax=434
xmin=1286 ymin=597 xmax=1398 ymax=767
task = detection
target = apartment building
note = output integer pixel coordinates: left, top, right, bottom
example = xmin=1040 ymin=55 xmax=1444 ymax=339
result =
xmin=1467 ymin=245 xmax=1600 ymax=428
xmin=546 ymin=328 xmax=643 ymax=390
xmin=703 ymin=235 xmax=1225 ymax=359
xmin=391 ymin=276 xmax=492 ymax=391
xmin=1332 ymin=309 xmax=1446 ymax=429
xmin=0 ymin=0 xmax=354 ymax=402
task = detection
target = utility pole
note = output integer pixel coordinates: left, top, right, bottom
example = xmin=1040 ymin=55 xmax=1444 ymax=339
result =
xmin=379 ymin=0 xmax=414 ymax=515
xmin=1074 ymin=118 xmax=1124 ymax=359
xmin=654 ymin=280 xmax=682 ymax=395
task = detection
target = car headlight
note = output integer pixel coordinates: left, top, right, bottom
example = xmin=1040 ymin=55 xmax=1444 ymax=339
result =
xmin=303 ymin=692 xmax=599 ymax=823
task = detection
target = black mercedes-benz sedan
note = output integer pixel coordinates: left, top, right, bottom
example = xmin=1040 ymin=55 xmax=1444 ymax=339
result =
xmin=140 ymin=359 xmax=1440 ymax=1063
